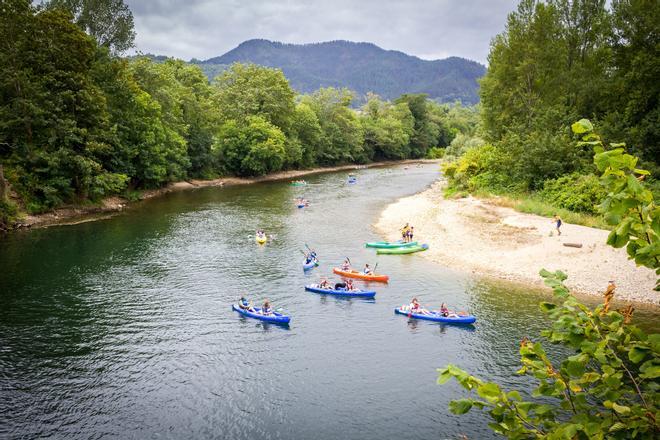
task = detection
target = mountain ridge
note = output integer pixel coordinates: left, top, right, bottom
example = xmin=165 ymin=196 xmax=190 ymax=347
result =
xmin=197 ymin=39 xmax=485 ymax=104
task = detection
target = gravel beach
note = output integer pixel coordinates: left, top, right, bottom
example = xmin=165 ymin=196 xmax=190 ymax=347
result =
xmin=375 ymin=181 xmax=659 ymax=305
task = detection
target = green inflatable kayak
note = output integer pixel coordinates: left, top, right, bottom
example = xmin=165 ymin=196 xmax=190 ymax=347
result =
xmin=377 ymin=244 xmax=429 ymax=254
xmin=365 ymin=241 xmax=418 ymax=249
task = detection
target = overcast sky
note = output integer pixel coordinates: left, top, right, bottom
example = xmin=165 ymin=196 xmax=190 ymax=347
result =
xmin=125 ymin=0 xmax=519 ymax=64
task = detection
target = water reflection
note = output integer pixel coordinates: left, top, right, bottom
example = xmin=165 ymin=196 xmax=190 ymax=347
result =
xmin=1 ymin=163 xmax=656 ymax=440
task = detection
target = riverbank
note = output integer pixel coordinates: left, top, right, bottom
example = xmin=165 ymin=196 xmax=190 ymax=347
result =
xmin=16 ymin=159 xmax=437 ymax=229
xmin=375 ymin=180 xmax=658 ymax=305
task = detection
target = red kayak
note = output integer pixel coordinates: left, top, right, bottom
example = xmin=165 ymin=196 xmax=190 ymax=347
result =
xmin=332 ymin=268 xmax=389 ymax=282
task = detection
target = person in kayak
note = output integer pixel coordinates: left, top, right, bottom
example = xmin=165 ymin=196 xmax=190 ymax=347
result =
xmin=407 ymin=226 xmax=414 ymax=242
xmin=238 ymin=295 xmax=254 ymax=312
xmin=318 ymin=278 xmax=332 ymax=289
xmin=262 ymin=299 xmax=272 ymax=315
xmin=345 ymin=279 xmax=355 ymax=291
xmin=341 ymin=259 xmax=351 ymax=271
xmin=363 ymin=264 xmax=372 ymax=275
xmin=439 ymin=303 xmax=449 ymax=317
xmin=409 ymin=297 xmax=422 ymax=313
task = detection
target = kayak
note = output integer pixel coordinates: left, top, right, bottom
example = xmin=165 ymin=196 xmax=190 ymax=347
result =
xmin=347 ymin=179 xmax=357 ymax=184
xmin=290 ymin=181 xmax=306 ymax=186
xmin=255 ymin=235 xmax=267 ymax=244
xmin=233 ymin=304 xmax=291 ymax=324
xmin=365 ymin=241 xmax=418 ymax=249
xmin=305 ymin=285 xmax=376 ymax=298
xmin=394 ymin=306 xmax=476 ymax=324
xmin=332 ymin=268 xmax=389 ymax=282
xmin=303 ymin=258 xmax=319 ymax=270
xmin=297 ymin=204 xmax=306 ymax=208
xmin=377 ymin=244 xmax=429 ymax=255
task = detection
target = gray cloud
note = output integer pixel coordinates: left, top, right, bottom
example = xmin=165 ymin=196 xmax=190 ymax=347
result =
xmin=126 ymin=0 xmax=519 ymax=63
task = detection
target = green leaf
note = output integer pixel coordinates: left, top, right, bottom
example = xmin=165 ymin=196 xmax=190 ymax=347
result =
xmin=572 ymin=119 xmax=593 ymax=134
xmin=609 ymin=422 xmax=626 ymax=432
xmin=640 ymin=364 xmax=660 ymax=379
xmin=477 ymin=382 xmax=502 ymax=401
xmin=629 ymin=346 xmax=650 ymax=363
xmin=449 ymin=399 xmax=473 ymax=415
xmin=539 ymin=302 xmax=557 ymax=312
xmin=612 ymin=402 xmax=630 ymax=414
xmin=566 ymin=360 xmax=585 ymax=377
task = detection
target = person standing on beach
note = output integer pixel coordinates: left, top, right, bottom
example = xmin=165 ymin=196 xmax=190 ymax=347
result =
xmin=401 ymin=223 xmax=410 ymax=242
xmin=553 ymin=215 xmax=562 ymax=236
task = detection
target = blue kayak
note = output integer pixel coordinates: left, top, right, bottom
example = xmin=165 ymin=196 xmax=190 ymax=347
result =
xmin=297 ymin=204 xmax=306 ymax=208
xmin=394 ymin=306 xmax=476 ymax=324
xmin=305 ymin=285 xmax=376 ymax=298
xmin=303 ymin=258 xmax=319 ymax=270
xmin=232 ymin=304 xmax=291 ymax=324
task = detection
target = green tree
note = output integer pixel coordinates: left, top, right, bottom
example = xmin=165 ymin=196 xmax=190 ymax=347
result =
xmin=45 ymin=0 xmax=136 ymax=53
xmin=290 ymin=102 xmax=323 ymax=167
xmin=128 ymin=57 xmax=190 ymax=186
xmin=394 ymin=94 xmax=439 ymax=157
xmin=164 ymin=59 xmax=217 ymax=178
xmin=215 ymin=116 xmax=286 ymax=177
xmin=604 ymin=0 xmax=660 ymax=163
xmin=0 ymin=1 xmax=127 ymax=210
xmin=301 ymin=88 xmax=364 ymax=165
xmin=360 ymin=94 xmax=414 ymax=160
xmin=212 ymin=63 xmax=296 ymax=133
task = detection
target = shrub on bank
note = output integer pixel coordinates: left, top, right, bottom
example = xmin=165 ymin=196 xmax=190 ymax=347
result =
xmin=539 ymin=173 xmax=606 ymax=215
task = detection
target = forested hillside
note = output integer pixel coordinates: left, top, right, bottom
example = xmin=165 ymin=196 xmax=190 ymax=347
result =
xmin=197 ymin=39 xmax=486 ymax=104
xmin=0 ymin=0 xmax=476 ymax=229
xmin=442 ymin=0 xmax=659 ymax=219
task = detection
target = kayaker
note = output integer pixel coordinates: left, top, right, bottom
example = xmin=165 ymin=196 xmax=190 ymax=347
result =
xmin=346 ymin=279 xmax=355 ymax=291
xmin=318 ymin=278 xmax=332 ymax=289
xmin=363 ymin=263 xmax=372 ymax=275
xmin=439 ymin=303 xmax=449 ymax=317
xmin=341 ymin=259 xmax=351 ymax=271
xmin=238 ymin=295 xmax=254 ymax=312
xmin=407 ymin=226 xmax=414 ymax=242
xmin=409 ymin=297 xmax=422 ymax=313
xmin=262 ymin=299 xmax=272 ymax=315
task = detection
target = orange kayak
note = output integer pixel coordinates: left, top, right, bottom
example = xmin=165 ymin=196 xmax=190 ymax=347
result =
xmin=332 ymin=268 xmax=389 ymax=282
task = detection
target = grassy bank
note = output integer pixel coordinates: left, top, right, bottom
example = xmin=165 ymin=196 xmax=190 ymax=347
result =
xmin=444 ymin=186 xmax=608 ymax=229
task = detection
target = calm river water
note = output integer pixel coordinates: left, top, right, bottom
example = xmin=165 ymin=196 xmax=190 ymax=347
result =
xmin=1 ymin=163 xmax=657 ymax=439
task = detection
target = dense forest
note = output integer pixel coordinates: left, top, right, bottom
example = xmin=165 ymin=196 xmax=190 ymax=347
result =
xmin=442 ymin=0 xmax=659 ymax=218
xmin=197 ymin=39 xmax=486 ymax=104
xmin=0 ymin=0 xmax=477 ymax=228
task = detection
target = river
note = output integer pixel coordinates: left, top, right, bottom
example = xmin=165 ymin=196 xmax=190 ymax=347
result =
xmin=1 ymin=163 xmax=657 ymax=439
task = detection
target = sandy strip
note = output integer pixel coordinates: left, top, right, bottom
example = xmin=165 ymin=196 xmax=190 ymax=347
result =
xmin=375 ymin=180 xmax=658 ymax=305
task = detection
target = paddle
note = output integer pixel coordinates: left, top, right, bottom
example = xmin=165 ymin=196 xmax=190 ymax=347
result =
xmin=373 ymin=262 xmax=379 ymax=275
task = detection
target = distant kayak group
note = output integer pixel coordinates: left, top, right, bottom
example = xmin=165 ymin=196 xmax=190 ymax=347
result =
xmin=235 ymin=174 xmax=473 ymax=326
